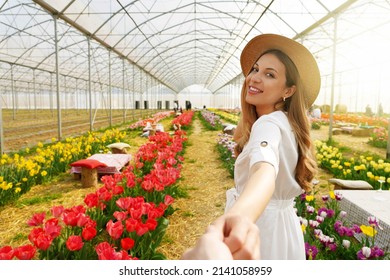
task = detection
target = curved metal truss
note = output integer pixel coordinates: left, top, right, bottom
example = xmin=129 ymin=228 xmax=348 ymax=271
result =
xmin=1 ymin=0 xmax=390 ymax=111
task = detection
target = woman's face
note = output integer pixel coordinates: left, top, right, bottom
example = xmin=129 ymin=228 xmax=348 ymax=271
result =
xmin=245 ymin=52 xmax=294 ymax=116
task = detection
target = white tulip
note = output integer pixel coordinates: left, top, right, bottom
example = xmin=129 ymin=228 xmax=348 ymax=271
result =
xmin=339 ymin=211 xmax=347 ymax=218
xmin=362 ymin=247 xmax=371 ymax=258
xmin=342 ymin=240 xmax=351 ymax=249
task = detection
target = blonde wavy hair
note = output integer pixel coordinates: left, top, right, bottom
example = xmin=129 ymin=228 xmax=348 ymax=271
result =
xmin=234 ymin=49 xmax=317 ymax=192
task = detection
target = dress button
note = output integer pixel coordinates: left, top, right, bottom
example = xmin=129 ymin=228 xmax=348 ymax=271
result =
xmin=260 ymin=141 xmax=268 ymax=147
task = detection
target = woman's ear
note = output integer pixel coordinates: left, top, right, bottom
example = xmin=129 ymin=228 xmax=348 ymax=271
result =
xmin=284 ymin=85 xmax=296 ymax=99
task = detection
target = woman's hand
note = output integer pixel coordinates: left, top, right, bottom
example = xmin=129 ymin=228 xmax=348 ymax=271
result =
xmin=211 ymin=214 xmax=260 ymax=260
xmin=181 ymin=224 xmax=233 ymax=260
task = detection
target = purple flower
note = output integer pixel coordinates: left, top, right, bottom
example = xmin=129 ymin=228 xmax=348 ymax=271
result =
xmin=357 ymin=247 xmax=371 ymax=260
xmin=321 ymin=195 xmax=329 ymax=202
xmin=334 ymin=220 xmax=342 ymax=229
xmin=371 ymin=246 xmax=384 ymax=258
xmin=336 ymin=226 xmax=346 ymax=236
xmin=305 ymin=242 xmax=318 ymax=260
xmin=344 ymin=227 xmax=354 ymax=237
xmin=335 ymin=192 xmax=343 ymax=201
xmin=309 ymin=220 xmax=320 ymax=228
xmin=318 ymin=207 xmax=328 ymax=218
xmin=368 ymin=216 xmax=382 ymax=229
xmin=326 ymin=209 xmax=335 ymax=218
xmin=306 ymin=205 xmax=315 ymax=214
xmin=327 ymin=243 xmax=337 ymax=252
xmin=352 ymin=224 xmax=362 ymax=234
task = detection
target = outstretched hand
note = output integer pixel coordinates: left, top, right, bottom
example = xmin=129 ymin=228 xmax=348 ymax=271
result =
xmin=181 ymin=224 xmax=233 ymax=260
xmin=181 ymin=214 xmax=260 ymax=260
xmin=211 ymin=214 xmax=260 ymax=260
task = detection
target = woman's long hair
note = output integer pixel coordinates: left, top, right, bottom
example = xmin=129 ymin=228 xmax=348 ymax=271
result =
xmin=234 ymin=49 xmax=317 ymax=192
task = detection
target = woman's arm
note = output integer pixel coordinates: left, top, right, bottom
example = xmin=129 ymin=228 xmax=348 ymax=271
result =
xmin=211 ymin=161 xmax=275 ymax=259
xmin=227 ymin=161 xmax=275 ymax=222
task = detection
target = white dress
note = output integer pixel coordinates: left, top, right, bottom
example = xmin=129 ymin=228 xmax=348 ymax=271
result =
xmin=225 ymin=111 xmax=305 ymax=260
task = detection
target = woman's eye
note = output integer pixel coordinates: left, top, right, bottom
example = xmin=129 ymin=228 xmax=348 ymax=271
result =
xmin=251 ymin=67 xmax=259 ymax=73
xmin=266 ymin=73 xmax=275 ymax=78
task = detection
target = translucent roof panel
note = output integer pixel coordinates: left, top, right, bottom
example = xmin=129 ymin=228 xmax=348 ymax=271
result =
xmin=1 ymin=0 xmax=390 ymax=111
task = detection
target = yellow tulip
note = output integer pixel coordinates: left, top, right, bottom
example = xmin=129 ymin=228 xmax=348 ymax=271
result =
xmin=360 ymin=225 xmax=377 ymax=237
xmin=305 ymin=195 xmax=314 ymax=202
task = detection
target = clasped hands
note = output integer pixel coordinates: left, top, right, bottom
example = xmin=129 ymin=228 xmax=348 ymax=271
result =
xmin=181 ymin=214 xmax=260 ymax=260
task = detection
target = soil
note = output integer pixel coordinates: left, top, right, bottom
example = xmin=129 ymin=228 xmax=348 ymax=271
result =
xmin=0 ymin=109 xmax=159 ymax=153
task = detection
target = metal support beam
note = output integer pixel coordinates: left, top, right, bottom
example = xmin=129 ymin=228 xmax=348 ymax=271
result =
xmin=33 ymin=69 xmax=37 ymax=118
xmin=11 ymin=65 xmax=15 ymax=120
xmin=108 ymin=51 xmax=112 ymax=127
xmin=54 ymin=15 xmax=62 ymax=140
xmin=87 ymin=36 xmax=92 ymax=131
xmin=122 ymin=58 xmax=126 ymax=123
xmin=387 ymin=118 xmax=390 ymax=159
xmin=328 ymin=16 xmax=338 ymax=143
xmin=0 ymin=90 xmax=4 ymax=154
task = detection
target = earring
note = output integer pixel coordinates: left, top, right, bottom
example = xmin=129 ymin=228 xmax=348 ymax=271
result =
xmin=283 ymin=97 xmax=286 ymax=102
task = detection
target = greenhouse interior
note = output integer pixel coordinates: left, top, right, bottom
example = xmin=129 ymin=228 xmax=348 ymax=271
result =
xmin=0 ymin=0 xmax=389 ymax=264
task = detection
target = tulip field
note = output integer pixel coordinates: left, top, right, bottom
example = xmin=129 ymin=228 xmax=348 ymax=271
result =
xmin=0 ymin=109 xmax=389 ymax=260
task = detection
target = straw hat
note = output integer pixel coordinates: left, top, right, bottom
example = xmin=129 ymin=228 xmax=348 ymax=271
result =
xmin=240 ymin=34 xmax=320 ymax=108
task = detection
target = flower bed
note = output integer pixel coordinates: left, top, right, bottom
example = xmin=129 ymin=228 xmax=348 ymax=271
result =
xmin=0 ymin=129 xmax=126 ymax=206
xmin=0 ymin=112 xmax=195 ymax=260
xmin=216 ymin=133 xmax=236 ymax=178
xmin=172 ymin=111 xmax=195 ymax=130
xmin=198 ymin=110 xmax=222 ymax=130
xmin=129 ymin=111 xmax=173 ymax=130
xmin=368 ymin=127 xmax=388 ymax=149
xmin=208 ymin=108 xmax=240 ymax=124
xmin=315 ymin=140 xmax=389 ymax=190
xmin=296 ymin=191 xmax=388 ymax=260
xmin=321 ymin=113 xmax=389 ymax=128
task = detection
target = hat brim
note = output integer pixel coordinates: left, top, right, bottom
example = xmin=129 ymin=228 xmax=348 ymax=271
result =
xmin=240 ymin=34 xmax=320 ymax=108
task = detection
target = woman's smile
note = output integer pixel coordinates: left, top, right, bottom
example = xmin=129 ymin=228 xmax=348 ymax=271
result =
xmin=247 ymin=86 xmax=263 ymax=95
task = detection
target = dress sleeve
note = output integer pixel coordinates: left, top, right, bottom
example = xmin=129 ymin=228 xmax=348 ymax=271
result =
xmin=247 ymin=117 xmax=281 ymax=175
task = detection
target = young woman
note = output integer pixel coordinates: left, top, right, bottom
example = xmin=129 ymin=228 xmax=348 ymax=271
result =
xmin=214 ymin=34 xmax=321 ymax=260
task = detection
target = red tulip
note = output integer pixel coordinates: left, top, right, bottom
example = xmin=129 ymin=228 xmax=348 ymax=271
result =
xmin=0 ymin=245 xmax=14 ymax=260
xmin=106 ymin=220 xmax=124 ymax=240
xmin=66 ymin=235 xmax=84 ymax=251
xmin=82 ymin=226 xmax=97 ymax=241
xmin=13 ymin=244 xmax=36 ymax=260
xmin=121 ymin=237 xmax=135 ymax=251
xmin=27 ymin=212 xmax=45 ymax=226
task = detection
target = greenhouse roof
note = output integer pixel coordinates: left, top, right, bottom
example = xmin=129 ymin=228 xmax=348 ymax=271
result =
xmin=1 ymin=0 xmax=390 ymax=108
